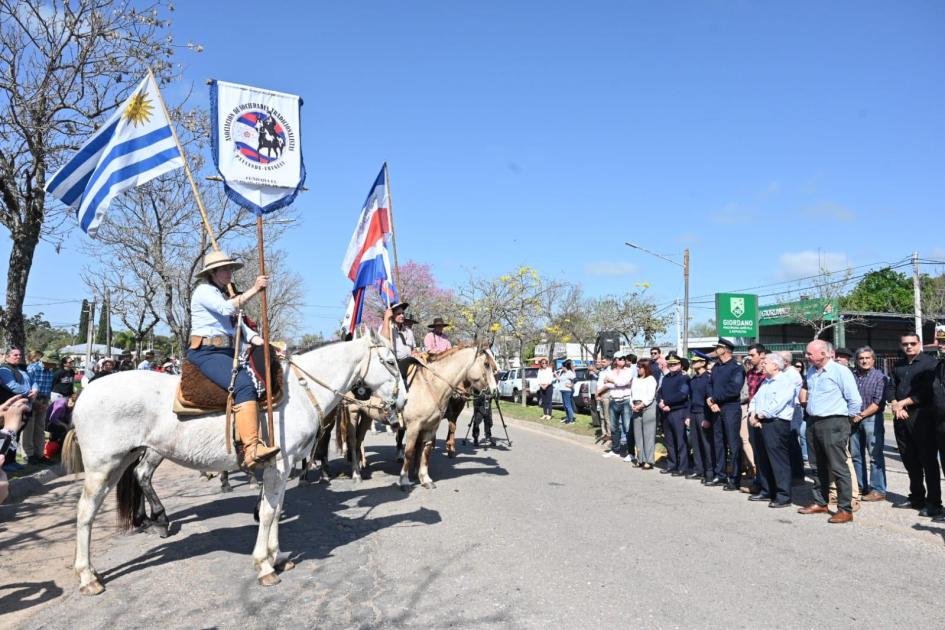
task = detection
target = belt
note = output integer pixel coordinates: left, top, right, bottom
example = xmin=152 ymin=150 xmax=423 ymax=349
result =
xmin=808 ymin=414 xmax=847 ymax=421
xmin=189 ymin=334 xmax=234 ymax=350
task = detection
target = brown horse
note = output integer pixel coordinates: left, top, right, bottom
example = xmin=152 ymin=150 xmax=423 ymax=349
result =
xmin=395 ymin=344 xmax=497 ymax=489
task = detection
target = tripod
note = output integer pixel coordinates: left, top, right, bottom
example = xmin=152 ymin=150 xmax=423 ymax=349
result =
xmin=462 ymin=393 xmax=512 ymax=447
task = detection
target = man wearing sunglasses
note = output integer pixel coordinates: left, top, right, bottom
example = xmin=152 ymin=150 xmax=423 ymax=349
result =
xmin=886 ymin=333 xmax=941 ymax=517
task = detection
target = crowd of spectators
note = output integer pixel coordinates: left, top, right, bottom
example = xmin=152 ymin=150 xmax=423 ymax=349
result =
xmin=591 ymin=333 xmax=945 ymax=524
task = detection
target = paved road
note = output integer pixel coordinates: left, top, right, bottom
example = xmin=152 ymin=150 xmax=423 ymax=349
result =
xmin=2 ymin=412 xmax=944 ymax=629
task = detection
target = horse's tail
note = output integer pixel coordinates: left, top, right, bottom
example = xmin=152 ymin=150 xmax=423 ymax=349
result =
xmin=116 ymin=454 xmax=143 ymax=531
xmin=334 ymin=405 xmax=348 ymax=455
xmin=62 ymin=429 xmax=84 ymax=474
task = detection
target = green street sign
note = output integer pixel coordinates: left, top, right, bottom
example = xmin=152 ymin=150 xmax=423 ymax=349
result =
xmin=759 ymin=298 xmax=839 ymax=326
xmin=716 ymin=293 xmax=759 ymax=338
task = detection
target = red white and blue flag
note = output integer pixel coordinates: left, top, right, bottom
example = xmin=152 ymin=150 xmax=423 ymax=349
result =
xmin=341 ymin=164 xmax=399 ymax=334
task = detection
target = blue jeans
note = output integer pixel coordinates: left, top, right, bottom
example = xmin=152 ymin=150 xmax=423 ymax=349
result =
xmin=609 ymin=399 xmax=632 ymax=455
xmin=850 ymin=413 xmax=886 ymax=495
xmin=561 ymin=390 xmax=575 ymax=423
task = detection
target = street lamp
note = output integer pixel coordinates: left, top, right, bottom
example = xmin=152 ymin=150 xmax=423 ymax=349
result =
xmin=624 ymin=242 xmax=690 ymax=356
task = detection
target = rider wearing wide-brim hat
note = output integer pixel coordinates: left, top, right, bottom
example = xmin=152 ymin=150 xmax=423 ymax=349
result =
xmin=189 ymin=250 xmax=278 ymax=468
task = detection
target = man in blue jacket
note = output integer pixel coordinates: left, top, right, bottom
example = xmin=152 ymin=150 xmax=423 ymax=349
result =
xmin=0 ymin=347 xmax=37 ymax=472
xmin=706 ymin=339 xmax=745 ymax=490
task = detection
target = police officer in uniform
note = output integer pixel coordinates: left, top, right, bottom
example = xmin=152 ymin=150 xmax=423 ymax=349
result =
xmin=659 ymin=353 xmax=691 ymax=475
xmin=687 ymin=355 xmax=714 ymax=482
xmin=706 ymin=338 xmax=746 ymax=490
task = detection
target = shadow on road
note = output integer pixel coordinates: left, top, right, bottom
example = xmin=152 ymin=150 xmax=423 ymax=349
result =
xmin=0 ymin=581 xmax=63 ymax=615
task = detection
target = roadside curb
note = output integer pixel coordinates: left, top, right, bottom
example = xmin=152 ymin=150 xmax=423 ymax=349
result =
xmin=499 ymin=413 xmax=602 ymax=450
xmin=6 ymin=464 xmax=68 ymax=504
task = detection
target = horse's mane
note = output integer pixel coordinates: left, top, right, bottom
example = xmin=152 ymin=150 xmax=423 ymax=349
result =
xmin=291 ymin=338 xmax=346 ymax=355
xmin=426 ymin=344 xmax=478 ymax=363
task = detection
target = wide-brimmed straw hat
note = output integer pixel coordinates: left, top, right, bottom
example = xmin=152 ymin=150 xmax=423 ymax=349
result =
xmin=427 ymin=317 xmax=450 ymax=329
xmin=197 ymin=251 xmax=243 ymax=278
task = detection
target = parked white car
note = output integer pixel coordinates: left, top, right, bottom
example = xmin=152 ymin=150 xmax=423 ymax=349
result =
xmin=497 ymin=367 xmax=539 ymax=403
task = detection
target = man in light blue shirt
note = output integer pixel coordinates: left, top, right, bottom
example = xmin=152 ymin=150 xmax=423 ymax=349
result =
xmin=748 ymin=353 xmax=800 ymax=507
xmin=798 ymin=340 xmax=862 ymax=523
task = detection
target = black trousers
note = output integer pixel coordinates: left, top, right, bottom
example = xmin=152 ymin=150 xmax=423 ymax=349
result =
xmin=713 ymin=402 xmax=742 ymax=483
xmin=893 ymin=408 xmax=941 ymax=507
xmin=664 ymin=407 xmax=689 ymax=472
xmin=690 ymin=410 xmax=714 ymax=478
xmin=749 ymin=423 xmax=769 ymax=494
xmin=472 ymin=396 xmax=493 ymax=440
xmin=760 ymin=419 xmax=793 ymax=504
xmin=811 ymin=415 xmax=854 ymax=513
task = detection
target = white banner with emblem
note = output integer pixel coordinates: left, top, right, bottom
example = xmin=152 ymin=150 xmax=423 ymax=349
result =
xmin=210 ymin=79 xmax=305 ymax=214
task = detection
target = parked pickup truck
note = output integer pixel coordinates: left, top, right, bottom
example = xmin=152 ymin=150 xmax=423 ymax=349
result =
xmin=497 ymin=367 xmax=539 ymax=404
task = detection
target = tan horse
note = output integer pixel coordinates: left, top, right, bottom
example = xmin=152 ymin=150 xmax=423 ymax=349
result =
xmin=396 ymin=344 xmax=498 ymax=489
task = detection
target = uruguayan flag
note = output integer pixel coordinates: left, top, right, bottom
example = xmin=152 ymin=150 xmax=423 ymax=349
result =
xmin=45 ymin=74 xmax=184 ymax=236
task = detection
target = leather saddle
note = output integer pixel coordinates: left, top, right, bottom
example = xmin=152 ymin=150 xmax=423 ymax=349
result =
xmin=174 ymin=358 xmax=285 ymax=416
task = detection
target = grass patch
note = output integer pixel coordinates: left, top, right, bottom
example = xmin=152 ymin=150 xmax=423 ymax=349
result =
xmin=492 ymin=400 xmax=599 ymax=438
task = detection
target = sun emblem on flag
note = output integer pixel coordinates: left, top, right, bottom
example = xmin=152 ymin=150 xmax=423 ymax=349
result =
xmin=123 ymin=92 xmax=154 ymax=126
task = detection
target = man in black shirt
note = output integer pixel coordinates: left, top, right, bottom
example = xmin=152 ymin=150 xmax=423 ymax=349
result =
xmin=886 ymin=333 xmax=940 ymax=516
xmin=50 ymin=357 xmax=76 ymax=401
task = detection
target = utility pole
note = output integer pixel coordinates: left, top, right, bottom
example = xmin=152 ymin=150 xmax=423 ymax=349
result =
xmin=913 ymin=251 xmax=923 ymax=343
xmin=683 ymin=248 xmax=690 ymax=356
xmin=105 ymin=292 xmax=112 ymax=359
xmin=625 ymin=241 xmax=691 ymax=356
xmin=674 ymin=299 xmax=682 ymax=355
xmin=84 ymin=300 xmax=95 ymax=374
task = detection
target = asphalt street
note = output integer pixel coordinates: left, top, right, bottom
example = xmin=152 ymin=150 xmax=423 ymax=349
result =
xmin=2 ymin=410 xmax=944 ymax=629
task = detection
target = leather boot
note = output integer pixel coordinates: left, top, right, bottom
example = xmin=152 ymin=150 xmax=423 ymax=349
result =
xmin=234 ymin=401 xmax=280 ymax=468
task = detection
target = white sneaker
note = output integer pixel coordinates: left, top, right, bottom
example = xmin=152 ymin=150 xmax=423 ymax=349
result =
xmin=602 ymin=451 xmax=618 ymax=459
xmin=622 ymin=455 xmax=635 ymax=463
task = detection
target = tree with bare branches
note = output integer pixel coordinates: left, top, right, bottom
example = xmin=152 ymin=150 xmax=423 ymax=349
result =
xmin=0 ymin=0 xmax=187 ymax=348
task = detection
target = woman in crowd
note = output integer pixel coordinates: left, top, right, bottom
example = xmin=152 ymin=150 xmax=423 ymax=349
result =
xmin=50 ymin=356 xmax=76 ymax=402
xmin=557 ymin=360 xmax=577 ymax=425
xmin=536 ymin=358 xmax=555 ymax=420
xmin=600 ymin=351 xmax=635 ymax=461
xmin=631 ymin=359 xmax=658 ymax=469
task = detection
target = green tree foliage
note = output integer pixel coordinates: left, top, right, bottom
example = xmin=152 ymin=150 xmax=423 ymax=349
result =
xmin=95 ymin=301 xmax=110 ymax=345
xmin=25 ymin=314 xmax=73 ymax=356
xmin=77 ymin=300 xmax=92 ymax=342
xmin=842 ymin=268 xmax=913 ymax=313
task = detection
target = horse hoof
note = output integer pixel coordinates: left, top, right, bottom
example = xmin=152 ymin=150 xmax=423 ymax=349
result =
xmin=258 ymin=572 xmax=281 ymax=587
xmin=156 ymin=525 xmax=170 ymax=539
xmin=276 ymin=560 xmax=296 ymax=572
xmin=220 ymin=485 xmax=233 ymax=493
xmin=447 ymin=451 xmax=456 ymax=459
xmin=422 ymin=481 xmax=436 ymax=490
xmin=80 ymin=580 xmax=105 ymax=596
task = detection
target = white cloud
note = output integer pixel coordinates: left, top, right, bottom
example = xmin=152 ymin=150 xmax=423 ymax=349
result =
xmin=711 ymin=202 xmax=756 ymax=225
xmin=776 ymin=251 xmax=851 ymax=280
xmin=802 ymin=201 xmax=855 ymax=223
xmin=584 ymin=261 xmax=638 ymax=276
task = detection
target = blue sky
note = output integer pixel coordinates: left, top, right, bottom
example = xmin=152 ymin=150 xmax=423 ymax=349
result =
xmin=5 ymin=0 xmax=944 ymax=336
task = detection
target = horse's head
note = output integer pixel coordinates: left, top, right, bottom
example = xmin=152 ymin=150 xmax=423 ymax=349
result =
xmin=358 ymin=326 xmax=407 ymax=413
xmin=464 ymin=342 xmax=499 ymax=397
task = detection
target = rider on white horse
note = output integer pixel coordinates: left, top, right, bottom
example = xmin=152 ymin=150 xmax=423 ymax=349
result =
xmin=188 ymin=250 xmax=279 ymax=468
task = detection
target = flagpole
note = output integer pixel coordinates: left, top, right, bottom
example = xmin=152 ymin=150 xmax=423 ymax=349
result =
xmin=256 ymin=215 xmax=275 ymax=447
xmin=384 ymin=161 xmax=402 ymax=288
xmin=148 ymin=67 xmax=221 ymax=253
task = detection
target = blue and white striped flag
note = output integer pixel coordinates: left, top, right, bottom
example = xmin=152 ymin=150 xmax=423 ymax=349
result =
xmin=45 ymin=73 xmax=184 ymax=236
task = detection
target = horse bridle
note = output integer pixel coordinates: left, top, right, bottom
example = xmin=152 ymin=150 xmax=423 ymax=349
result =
xmin=414 ymin=346 xmax=495 ymax=401
xmin=288 ymin=340 xmax=402 ymax=417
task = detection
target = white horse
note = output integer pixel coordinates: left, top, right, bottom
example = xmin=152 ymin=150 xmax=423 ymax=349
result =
xmin=63 ymin=330 xmax=405 ymax=595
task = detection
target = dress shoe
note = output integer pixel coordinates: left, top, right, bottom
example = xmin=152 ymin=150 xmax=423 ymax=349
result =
xmin=769 ymin=500 xmax=792 ymax=508
xmin=892 ymin=499 xmax=924 ymax=510
xmin=861 ymin=491 xmax=886 ymax=502
xmin=748 ymin=493 xmax=769 ymax=502
xmin=684 ymin=472 xmax=701 ymax=480
xmin=705 ymin=477 xmax=725 ymax=487
xmin=722 ymin=483 xmax=739 ymax=491
xmin=659 ymin=468 xmax=674 ymax=475
xmin=671 ymin=471 xmax=685 ymax=477
xmin=828 ymin=511 xmax=854 ymax=524
xmin=798 ymin=504 xmax=830 ymax=514
xmin=933 ymin=513 xmax=945 ymax=523
xmin=919 ymin=505 xmax=944 ymax=518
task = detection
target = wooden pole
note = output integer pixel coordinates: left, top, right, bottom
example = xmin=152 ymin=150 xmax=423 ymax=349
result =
xmin=256 ymin=216 xmax=275 ymax=447
xmin=384 ymin=162 xmax=402 ymax=288
xmin=149 ymin=68 xmax=221 ymax=253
